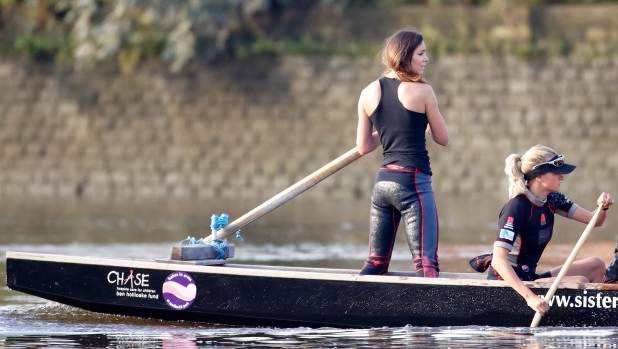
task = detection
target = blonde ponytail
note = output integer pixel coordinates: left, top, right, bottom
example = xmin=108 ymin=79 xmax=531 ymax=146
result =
xmin=504 ymin=144 xmax=559 ymax=198
xmin=505 ymin=154 xmax=526 ymax=198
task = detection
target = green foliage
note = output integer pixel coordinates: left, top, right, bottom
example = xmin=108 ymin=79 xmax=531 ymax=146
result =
xmin=14 ymin=34 xmax=72 ymax=62
xmin=347 ymin=0 xmax=427 ymax=6
xmin=347 ymin=0 xmax=618 ymax=4
xmin=236 ymin=37 xmax=382 ymax=57
xmin=118 ymin=33 xmax=166 ymax=73
xmin=1 ymin=0 xmax=618 ymax=70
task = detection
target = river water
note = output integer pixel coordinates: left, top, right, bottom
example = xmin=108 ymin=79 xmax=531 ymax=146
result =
xmin=2 ymin=197 xmax=618 ymax=348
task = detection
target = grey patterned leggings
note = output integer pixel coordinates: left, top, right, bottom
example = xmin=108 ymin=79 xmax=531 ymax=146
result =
xmin=360 ymin=171 xmax=439 ymax=277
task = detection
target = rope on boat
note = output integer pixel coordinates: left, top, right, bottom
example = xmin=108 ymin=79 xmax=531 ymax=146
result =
xmin=235 ymin=230 xmax=244 ymax=241
xmin=207 ymin=239 xmax=228 ymax=260
xmin=177 ymin=213 xmax=243 ymax=260
xmin=210 ymin=214 xmax=229 ymax=231
xmin=208 ymin=214 xmax=231 ymax=259
xmin=178 ymin=236 xmax=203 ymax=245
xmin=177 ymin=236 xmax=227 ymax=260
xmin=210 ymin=214 xmax=244 ymax=241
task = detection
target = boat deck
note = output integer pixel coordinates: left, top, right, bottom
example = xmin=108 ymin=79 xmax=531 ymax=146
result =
xmin=216 ymin=263 xmax=487 ymax=279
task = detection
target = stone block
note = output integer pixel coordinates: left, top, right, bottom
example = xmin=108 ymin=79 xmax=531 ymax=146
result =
xmin=4 ymin=144 xmax=24 ymax=158
xmin=90 ymin=171 xmax=110 ymax=185
xmin=27 ymin=183 xmax=54 ymax=196
xmin=2 ymin=184 xmax=26 ymax=196
xmin=81 ymin=184 xmax=111 ymax=198
xmin=136 ymin=185 xmax=167 ymax=197
xmin=58 ymin=184 xmax=79 ymax=197
xmin=112 ymin=184 xmax=134 ymax=197
xmin=6 ymin=105 xmax=28 ymax=120
xmin=509 ymin=80 xmax=529 ymax=93
xmin=164 ymin=171 xmax=184 ymax=185
xmin=0 ymin=63 xmax=13 ymax=77
xmin=451 ymin=96 xmax=470 ymax=108
xmin=111 ymin=171 xmax=131 ymax=185
xmin=58 ymin=102 xmax=79 ymax=116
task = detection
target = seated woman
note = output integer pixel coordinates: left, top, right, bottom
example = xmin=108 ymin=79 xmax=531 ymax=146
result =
xmin=484 ymin=144 xmax=614 ymax=316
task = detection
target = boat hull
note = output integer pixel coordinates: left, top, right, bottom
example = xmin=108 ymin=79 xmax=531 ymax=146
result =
xmin=6 ymin=252 xmax=618 ymax=327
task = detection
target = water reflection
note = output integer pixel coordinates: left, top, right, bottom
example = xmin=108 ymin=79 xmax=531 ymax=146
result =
xmin=2 ymin=297 xmax=618 ymax=348
xmin=2 ymin=323 xmax=618 ymax=348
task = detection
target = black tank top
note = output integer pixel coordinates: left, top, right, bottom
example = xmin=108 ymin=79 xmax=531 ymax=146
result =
xmin=369 ymin=77 xmax=431 ymax=175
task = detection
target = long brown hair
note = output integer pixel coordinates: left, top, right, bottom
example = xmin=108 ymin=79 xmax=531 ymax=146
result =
xmin=381 ymin=30 xmax=427 ymax=83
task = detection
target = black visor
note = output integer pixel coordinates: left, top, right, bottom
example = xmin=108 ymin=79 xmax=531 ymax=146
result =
xmin=523 ymin=154 xmax=576 ymax=181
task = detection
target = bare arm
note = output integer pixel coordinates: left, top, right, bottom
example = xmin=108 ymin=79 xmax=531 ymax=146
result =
xmin=491 ymin=246 xmax=549 ymax=316
xmin=424 ymin=85 xmax=448 ymax=146
xmin=572 ymin=192 xmax=614 ymax=227
xmin=356 ymin=83 xmax=381 ymax=155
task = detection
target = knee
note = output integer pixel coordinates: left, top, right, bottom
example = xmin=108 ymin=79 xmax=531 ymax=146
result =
xmin=588 ymin=257 xmax=606 ymax=272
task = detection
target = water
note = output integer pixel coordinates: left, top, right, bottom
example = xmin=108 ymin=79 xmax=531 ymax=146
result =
xmin=4 ymin=301 xmax=618 ymax=349
xmin=2 ymin=197 xmax=618 ymax=348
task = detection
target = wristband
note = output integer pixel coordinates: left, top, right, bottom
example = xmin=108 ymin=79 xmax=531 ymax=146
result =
xmin=602 ymin=207 xmax=609 ymax=211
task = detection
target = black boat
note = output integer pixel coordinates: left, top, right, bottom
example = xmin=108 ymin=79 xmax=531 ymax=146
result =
xmin=6 ymin=251 xmax=618 ymax=328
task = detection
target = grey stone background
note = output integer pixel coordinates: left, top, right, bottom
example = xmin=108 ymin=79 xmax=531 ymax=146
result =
xmin=1 ymin=55 xmax=616 ymax=203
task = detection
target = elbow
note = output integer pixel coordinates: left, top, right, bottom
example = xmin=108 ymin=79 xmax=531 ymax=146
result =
xmin=357 ymin=145 xmax=372 ymax=155
xmin=431 ymin=129 xmax=449 ymax=146
xmin=490 ymin=254 xmax=508 ymax=271
xmin=435 ymin=136 xmax=449 ymax=146
xmin=356 ymin=136 xmax=379 ymax=155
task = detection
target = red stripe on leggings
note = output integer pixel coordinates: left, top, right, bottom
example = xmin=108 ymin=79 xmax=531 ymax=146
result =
xmin=414 ymin=169 xmax=426 ymax=274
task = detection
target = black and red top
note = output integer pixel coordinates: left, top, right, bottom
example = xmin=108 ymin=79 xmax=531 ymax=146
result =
xmin=492 ymin=189 xmax=578 ymax=276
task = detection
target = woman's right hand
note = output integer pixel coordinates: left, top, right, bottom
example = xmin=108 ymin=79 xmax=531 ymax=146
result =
xmin=597 ymin=192 xmax=615 ymax=209
xmin=525 ymin=293 xmax=549 ymax=316
xmin=492 ymin=247 xmax=551 ymax=316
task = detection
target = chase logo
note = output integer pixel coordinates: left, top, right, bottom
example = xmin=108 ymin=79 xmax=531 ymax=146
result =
xmin=499 ymin=229 xmax=515 ymax=241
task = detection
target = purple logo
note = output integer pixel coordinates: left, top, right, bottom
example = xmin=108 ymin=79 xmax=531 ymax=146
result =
xmin=162 ymin=271 xmax=196 ymax=310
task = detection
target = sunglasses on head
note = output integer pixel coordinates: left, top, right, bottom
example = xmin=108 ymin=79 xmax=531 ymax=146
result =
xmin=531 ymin=154 xmax=564 ymax=171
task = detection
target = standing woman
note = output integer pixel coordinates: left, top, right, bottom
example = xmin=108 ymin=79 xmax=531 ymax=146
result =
xmin=356 ymin=30 xmax=449 ymax=277
xmin=486 ymin=144 xmax=614 ymax=316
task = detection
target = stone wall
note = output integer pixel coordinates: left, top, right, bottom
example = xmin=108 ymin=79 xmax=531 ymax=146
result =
xmin=0 ymin=54 xmax=617 ymax=212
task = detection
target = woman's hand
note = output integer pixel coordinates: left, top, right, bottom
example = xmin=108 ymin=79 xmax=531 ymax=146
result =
xmin=525 ymin=293 xmax=550 ymax=316
xmin=573 ymin=193 xmax=613 ymax=226
xmin=492 ymin=246 xmax=550 ymax=315
xmin=598 ymin=192 xmax=615 ymax=210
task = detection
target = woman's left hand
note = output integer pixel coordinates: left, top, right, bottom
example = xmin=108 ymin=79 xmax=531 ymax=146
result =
xmin=598 ymin=192 xmax=615 ymax=209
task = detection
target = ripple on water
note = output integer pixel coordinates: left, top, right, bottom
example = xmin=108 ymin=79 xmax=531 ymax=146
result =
xmin=3 ymin=323 xmax=618 ymax=348
xmin=534 ymin=329 xmax=616 ymax=337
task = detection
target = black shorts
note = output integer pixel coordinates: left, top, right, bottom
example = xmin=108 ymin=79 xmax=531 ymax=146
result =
xmin=487 ymin=266 xmax=550 ymax=281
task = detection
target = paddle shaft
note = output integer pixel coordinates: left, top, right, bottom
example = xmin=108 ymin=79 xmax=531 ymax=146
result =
xmin=205 ymin=147 xmax=363 ymax=241
xmin=530 ymin=204 xmax=603 ymax=327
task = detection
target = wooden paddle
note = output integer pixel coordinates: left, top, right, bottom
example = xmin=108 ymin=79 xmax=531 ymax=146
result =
xmin=530 ymin=203 xmax=604 ymax=327
xmin=204 ymin=147 xmax=364 ymax=242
